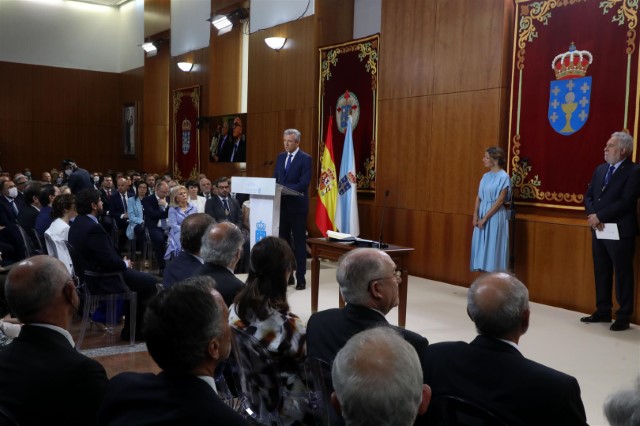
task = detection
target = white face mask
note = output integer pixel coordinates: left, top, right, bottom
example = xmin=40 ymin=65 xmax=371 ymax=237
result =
xmin=93 ymin=176 xmax=99 ymax=183
xmin=65 ymin=169 xmax=72 ymax=176
xmin=7 ymin=187 xmax=18 ymax=198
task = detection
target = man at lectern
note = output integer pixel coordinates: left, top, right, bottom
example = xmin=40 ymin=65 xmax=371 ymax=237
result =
xmin=273 ymin=128 xmax=312 ymax=290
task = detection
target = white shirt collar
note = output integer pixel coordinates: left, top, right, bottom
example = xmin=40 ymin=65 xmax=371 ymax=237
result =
xmin=288 ymin=147 xmax=300 ymax=158
xmin=196 ymin=375 xmax=218 ymax=395
xmin=30 ymin=323 xmax=75 ymax=347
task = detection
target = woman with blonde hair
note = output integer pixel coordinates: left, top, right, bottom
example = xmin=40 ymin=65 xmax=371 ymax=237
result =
xmin=164 ymin=185 xmax=196 ymax=260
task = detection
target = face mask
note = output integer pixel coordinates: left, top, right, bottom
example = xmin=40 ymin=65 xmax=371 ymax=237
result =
xmin=7 ymin=187 xmax=18 ymax=198
xmin=24 ymin=172 xmax=31 ymax=178
xmin=93 ymin=176 xmax=99 ymax=183
xmin=56 ymin=177 xmax=63 ymax=185
xmin=65 ymin=169 xmax=72 ymax=176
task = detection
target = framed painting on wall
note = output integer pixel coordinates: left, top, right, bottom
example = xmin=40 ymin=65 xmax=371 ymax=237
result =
xmin=123 ymin=102 xmax=137 ymax=158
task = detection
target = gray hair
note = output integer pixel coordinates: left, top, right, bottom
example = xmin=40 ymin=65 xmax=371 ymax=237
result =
xmin=467 ymin=272 xmax=529 ymax=338
xmin=5 ymin=256 xmax=69 ymax=323
xmin=612 ymin=131 xmax=634 ymax=155
xmin=604 ymin=376 xmax=640 ymax=426
xmin=283 ymin=128 xmax=301 ymax=142
xmin=200 ymin=222 xmax=244 ymax=267
xmin=332 ymin=327 xmax=423 ymax=426
xmin=336 ymin=249 xmax=389 ymax=305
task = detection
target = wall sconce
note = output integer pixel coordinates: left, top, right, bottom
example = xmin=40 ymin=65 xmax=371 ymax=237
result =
xmin=177 ymin=62 xmax=193 ymax=72
xmin=265 ymin=37 xmax=287 ymax=51
xmin=141 ymin=42 xmax=157 ymax=57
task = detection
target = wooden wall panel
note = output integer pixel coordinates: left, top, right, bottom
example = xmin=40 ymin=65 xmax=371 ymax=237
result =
xmin=379 ymin=0 xmax=436 ymax=100
xmin=429 ymin=89 xmax=503 ymax=215
xmin=143 ymin=45 xmax=170 ymax=174
xmin=433 ymin=0 xmax=506 ymax=94
xmin=0 ymin=62 xmax=33 ymax=122
xmin=377 ymin=96 xmax=433 ymax=212
xmin=209 ymin=24 xmax=243 ymax=116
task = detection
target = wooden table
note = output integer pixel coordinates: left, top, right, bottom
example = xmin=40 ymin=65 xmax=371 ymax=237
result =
xmin=307 ymin=238 xmax=414 ymax=327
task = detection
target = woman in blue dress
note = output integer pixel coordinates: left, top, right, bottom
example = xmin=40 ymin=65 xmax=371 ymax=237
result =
xmin=470 ymin=147 xmax=511 ymax=272
xmin=164 ymin=185 xmax=197 ymax=260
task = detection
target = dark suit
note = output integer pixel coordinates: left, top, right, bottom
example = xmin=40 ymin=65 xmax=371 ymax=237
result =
xmin=419 ymin=335 xmax=587 ymax=426
xmin=67 ymin=167 xmax=93 ymax=194
xmin=194 ymin=263 xmax=244 ymax=306
xmin=109 ymin=191 xmax=129 ymax=230
xmin=97 ymin=372 xmax=247 ymax=426
xmin=163 ymin=251 xmax=203 ymax=288
xmin=0 ymin=325 xmax=108 ymax=426
xmin=141 ymin=194 xmax=169 ymax=269
xmin=17 ymin=204 xmax=39 ymax=232
xmin=205 ymin=196 xmax=242 ymax=227
xmin=68 ymin=215 xmax=158 ymax=332
xmin=229 ymin=137 xmax=246 ymax=162
xmin=0 ymin=196 xmax=25 ymax=260
xmin=274 ymin=149 xmax=312 ymax=282
xmin=307 ymin=304 xmax=429 ymax=365
xmin=585 ymin=157 xmax=640 ymax=320
xmin=217 ymin=134 xmax=232 ymax=162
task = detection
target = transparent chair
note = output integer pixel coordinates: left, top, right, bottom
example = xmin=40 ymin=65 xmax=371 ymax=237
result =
xmin=64 ymin=241 xmax=137 ymax=349
xmin=305 ymin=357 xmax=344 ymax=426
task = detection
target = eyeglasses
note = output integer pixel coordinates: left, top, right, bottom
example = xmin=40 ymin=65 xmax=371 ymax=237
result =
xmin=368 ymin=269 xmax=402 ymax=291
xmin=69 ymin=276 xmax=80 ymax=288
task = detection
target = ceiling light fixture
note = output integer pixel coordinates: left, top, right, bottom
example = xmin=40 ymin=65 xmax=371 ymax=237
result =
xmin=208 ymin=8 xmax=249 ymax=36
xmin=264 ymin=37 xmax=287 ymax=51
xmin=141 ymin=42 xmax=157 ymax=57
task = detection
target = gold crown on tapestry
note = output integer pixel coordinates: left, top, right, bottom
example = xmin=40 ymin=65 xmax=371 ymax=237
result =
xmin=551 ymin=42 xmax=593 ymax=80
xmin=182 ymin=119 xmax=191 ymax=131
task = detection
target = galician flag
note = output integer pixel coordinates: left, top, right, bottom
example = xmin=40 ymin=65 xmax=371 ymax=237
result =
xmin=335 ymin=115 xmax=360 ymax=236
xmin=315 ymin=116 xmax=338 ymax=236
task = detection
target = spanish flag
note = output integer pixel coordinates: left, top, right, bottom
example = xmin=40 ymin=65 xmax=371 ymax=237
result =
xmin=315 ymin=116 xmax=338 ymax=236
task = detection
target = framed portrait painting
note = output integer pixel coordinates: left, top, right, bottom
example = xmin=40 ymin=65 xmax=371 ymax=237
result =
xmin=123 ymin=102 xmax=137 ymax=158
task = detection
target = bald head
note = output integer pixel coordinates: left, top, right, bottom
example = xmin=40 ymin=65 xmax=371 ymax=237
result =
xmin=467 ymin=272 xmax=529 ymax=341
xmin=332 ymin=327 xmax=427 ymax=426
xmin=5 ymin=255 xmax=77 ymax=325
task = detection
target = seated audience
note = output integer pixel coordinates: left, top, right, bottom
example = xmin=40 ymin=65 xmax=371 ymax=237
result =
xmin=332 ymin=327 xmax=430 ymax=426
xmin=17 ymin=181 xmax=42 ymax=237
xmin=194 ymin=222 xmax=245 ymax=306
xmin=307 ymin=248 xmax=429 ymax=365
xmin=186 ymin=179 xmax=206 ymax=213
xmin=125 ymin=179 xmax=147 ymax=241
xmin=163 ymin=213 xmax=214 ymax=288
xmin=44 ymin=193 xmax=77 ymax=275
xmin=68 ymin=188 xmax=159 ymax=341
xmin=34 ymin=183 xmax=60 ymax=236
xmin=0 ymin=179 xmax=26 ymax=261
xmin=165 ymin=185 xmax=196 ymax=260
xmin=97 ymin=276 xmax=247 ymax=426
xmin=419 ymin=272 xmax=587 ymax=425
xmin=142 ymin=181 xmax=169 ymax=274
xmin=0 ymin=255 xmax=108 ymax=425
xmin=229 ymin=236 xmax=308 ymax=425
xmin=604 ymin=375 xmax=640 ymax=426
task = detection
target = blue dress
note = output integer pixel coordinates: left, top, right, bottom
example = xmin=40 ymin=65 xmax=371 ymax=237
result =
xmin=470 ymin=170 xmax=511 ymax=272
xmin=164 ymin=204 xmax=197 ymax=260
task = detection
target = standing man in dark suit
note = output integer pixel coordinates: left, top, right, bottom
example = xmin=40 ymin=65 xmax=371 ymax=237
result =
xmin=583 ymin=131 xmax=640 ymax=331
xmin=163 ymin=213 xmax=214 ymax=288
xmin=205 ymin=176 xmax=243 ymax=227
xmin=217 ymin=119 xmax=233 ymax=162
xmin=420 ymin=272 xmax=587 ymax=426
xmin=0 ymin=255 xmax=108 ymax=425
xmin=274 ymin=128 xmax=312 ymax=289
xmin=307 ymin=248 xmax=429 ymax=365
xmin=68 ymin=189 xmax=158 ymax=341
xmin=194 ymin=222 xmax=245 ymax=306
xmin=142 ymin=181 xmax=170 ymax=275
xmin=97 ymin=276 xmax=247 ymax=426
xmin=61 ymin=159 xmax=93 ymax=194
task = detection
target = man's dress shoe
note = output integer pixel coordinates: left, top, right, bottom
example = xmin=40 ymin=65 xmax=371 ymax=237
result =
xmin=295 ymin=277 xmax=306 ymax=290
xmin=610 ymin=320 xmax=630 ymax=331
xmin=580 ymin=314 xmax=611 ymax=323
